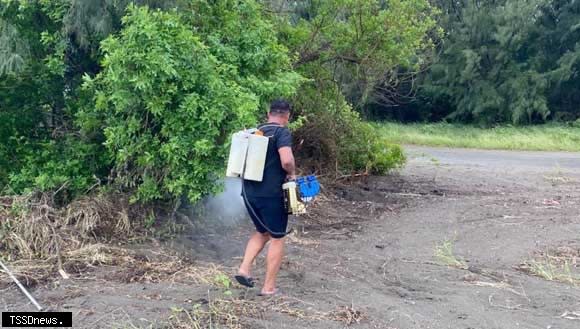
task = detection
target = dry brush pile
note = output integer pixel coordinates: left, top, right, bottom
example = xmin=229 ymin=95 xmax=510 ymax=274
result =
xmin=168 ymin=296 xmax=366 ymax=329
xmin=0 ymin=191 xmax=170 ymax=286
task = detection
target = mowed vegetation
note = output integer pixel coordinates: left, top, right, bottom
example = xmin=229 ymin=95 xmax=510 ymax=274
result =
xmin=377 ymin=122 xmax=580 ymax=152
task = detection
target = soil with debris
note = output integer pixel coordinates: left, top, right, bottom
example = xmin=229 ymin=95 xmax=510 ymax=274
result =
xmin=3 ymin=146 xmax=580 ymax=329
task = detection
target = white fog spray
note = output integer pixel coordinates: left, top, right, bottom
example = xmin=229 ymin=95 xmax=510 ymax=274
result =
xmin=203 ymin=178 xmax=247 ymax=226
xmin=169 ymin=178 xmax=252 ymax=262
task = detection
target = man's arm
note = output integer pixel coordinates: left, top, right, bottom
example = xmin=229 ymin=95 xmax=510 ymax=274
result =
xmin=278 ymin=146 xmax=295 ymax=179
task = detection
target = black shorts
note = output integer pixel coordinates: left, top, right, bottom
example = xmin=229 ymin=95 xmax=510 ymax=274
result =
xmin=243 ymin=196 xmax=288 ymax=239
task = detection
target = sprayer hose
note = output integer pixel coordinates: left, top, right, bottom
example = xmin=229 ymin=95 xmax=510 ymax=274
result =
xmin=241 ymin=180 xmax=293 ymax=236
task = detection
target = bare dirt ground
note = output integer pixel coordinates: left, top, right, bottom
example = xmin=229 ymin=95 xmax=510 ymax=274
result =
xmin=2 ymin=146 xmax=580 ymax=329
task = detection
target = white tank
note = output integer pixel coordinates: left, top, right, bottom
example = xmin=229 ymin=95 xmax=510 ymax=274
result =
xmin=225 ymin=130 xmax=269 ymax=182
xmin=226 ymin=131 xmax=249 ymax=178
xmin=244 ymin=134 xmax=269 ymax=182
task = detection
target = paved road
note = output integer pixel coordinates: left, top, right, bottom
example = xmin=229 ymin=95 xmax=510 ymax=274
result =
xmin=405 ymin=145 xmax=580 ymax=171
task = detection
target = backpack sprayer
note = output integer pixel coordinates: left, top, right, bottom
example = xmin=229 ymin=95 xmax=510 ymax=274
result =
xmin=225 ymin=127 xmax=320 ymax=235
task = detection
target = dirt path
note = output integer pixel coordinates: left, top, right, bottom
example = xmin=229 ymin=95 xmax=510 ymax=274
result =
xmin=2 ymin=146 xmax=580 ymax=329
xmin=313 ymin=146 xmax=580 ymax=329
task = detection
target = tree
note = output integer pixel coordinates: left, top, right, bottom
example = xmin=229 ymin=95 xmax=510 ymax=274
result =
xmin=269 ymin=0 xmax=439 ymax=111
xmin=0 ymin=0 xmax=70 ymax=190
xmin=538 ymin=0 xmax=580 ymax=121
xmin=255 ymin=0 xmax=439 ymax=174
xmin=412 ymin=0 xmax=580 ymax=125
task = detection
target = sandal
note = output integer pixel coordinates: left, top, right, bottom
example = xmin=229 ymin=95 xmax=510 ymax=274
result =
xmin=234 ymin=275 xmax=255 ymax=288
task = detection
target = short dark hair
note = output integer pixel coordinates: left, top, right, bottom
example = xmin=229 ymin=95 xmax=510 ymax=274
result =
xmin=269 ymin=99 xmax=291 ymax=114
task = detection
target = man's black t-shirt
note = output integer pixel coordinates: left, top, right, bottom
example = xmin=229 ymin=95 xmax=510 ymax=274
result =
xmin=243 ymin=123 xmax=292 ymax=198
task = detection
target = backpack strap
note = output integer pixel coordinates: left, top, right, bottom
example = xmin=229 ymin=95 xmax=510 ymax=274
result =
xmin=257 ymin=123 xmax=283 ymax=139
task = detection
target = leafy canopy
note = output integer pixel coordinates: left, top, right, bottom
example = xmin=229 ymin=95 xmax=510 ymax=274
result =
xmin=274 ymin=0 xmax=440 ymax=109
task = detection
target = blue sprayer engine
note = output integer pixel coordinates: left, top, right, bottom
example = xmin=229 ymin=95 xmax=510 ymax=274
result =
xmin=282 ymin=175 xmax=320 ymax=215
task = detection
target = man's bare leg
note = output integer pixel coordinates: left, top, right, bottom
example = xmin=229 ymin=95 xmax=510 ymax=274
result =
xmin=239 ymin=232 xmax=270 ymax=277
xmin=262 ymin=237 xmax=285 ymax=293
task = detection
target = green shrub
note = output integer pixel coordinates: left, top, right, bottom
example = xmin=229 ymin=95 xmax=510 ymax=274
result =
xmin=355 ymin=123 xmax=406 ymax=175
xmin=338 ymin=120 xmax=405 ymax=175
xmin=7 ymin=137 xmax=109 ymax=202
xmin=81 ymin=4 xmax=301 ymax=203
xmin=293 ymin=81 xmax=405 ymax=176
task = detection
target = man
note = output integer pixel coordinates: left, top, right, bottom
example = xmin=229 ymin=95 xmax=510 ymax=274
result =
xmin=236 ymin=99 xmax=296 ymax=296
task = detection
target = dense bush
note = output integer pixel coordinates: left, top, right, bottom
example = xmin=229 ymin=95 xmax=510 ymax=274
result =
xmin=7 ymin=137 xmax=109 ymax=201
xmin=293 ymin=81 xmax=405 ymax=176
xmin=81 ymin=4 xmax=301 ymax=202
xmin=0 ymin=0 xmax=434 ymax=204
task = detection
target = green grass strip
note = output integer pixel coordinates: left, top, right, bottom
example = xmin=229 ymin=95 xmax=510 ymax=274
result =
xmin=375 ymin=122 xmax=580 ymax=152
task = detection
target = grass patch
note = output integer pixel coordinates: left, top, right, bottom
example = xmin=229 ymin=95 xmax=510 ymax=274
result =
xmin=527 ymin=260 xmax=580 ymax=285
xmin=519 ymin=246 xmax=580 ymax=286
xmin=435 ymin=239 xmax=467 ymax=269
xmin=375 ymin=122 xmax=580 ymax=151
